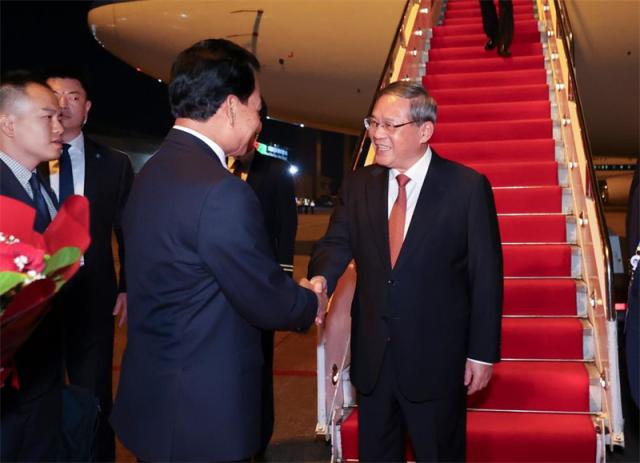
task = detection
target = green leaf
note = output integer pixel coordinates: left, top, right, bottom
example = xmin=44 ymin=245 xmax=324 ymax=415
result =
xmin=44 ymin=247 xmax=82 ymax=276
xmin=0 ymin=271 xmax=27 ymax=296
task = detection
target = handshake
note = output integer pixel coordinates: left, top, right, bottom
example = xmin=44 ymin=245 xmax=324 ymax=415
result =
xmin=299 ymin=276 xmax=328 ymax=326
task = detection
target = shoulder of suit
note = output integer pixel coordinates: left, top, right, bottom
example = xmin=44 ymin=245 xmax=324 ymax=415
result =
xmin=432 ymin=151 xmax=486 ymax=184
xmin=85 ymin=135 xmax=131 ymax=164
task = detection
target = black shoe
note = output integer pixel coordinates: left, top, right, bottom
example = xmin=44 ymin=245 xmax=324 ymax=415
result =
xmin=498 ymin=44 xmax=512 ymax=57
xmin=484 ymin=39 xmax=497 ymax=51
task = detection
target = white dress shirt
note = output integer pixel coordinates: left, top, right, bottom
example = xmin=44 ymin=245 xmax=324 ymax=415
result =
xmin=49 ymin=132 xmax=86 ymax=198
xmin=173 ymin=125 xmax=227 ymax=169
xmin=385 ymin=146 xmax=490 ymax=366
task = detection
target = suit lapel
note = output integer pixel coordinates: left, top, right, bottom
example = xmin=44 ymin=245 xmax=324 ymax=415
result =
xmin=83 ymin=138 xmax=99 ymax=202
xmin=394 ymin=152 xmax=449 ymax=270
xmin=365 ymin=166 xmax=391 ymax=270
xmin=0 ymin=160 xmax=33 ymax=205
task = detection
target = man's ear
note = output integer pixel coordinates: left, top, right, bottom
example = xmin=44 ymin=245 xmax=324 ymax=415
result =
xmin=224 ymin=95 xmax=238 ymax=126
xmin=0 ymin=114 xmax=15 ymax=138
xmin=419 ymin=121 xmax=435 ymax=144
xmin=82 ymin=100 xmax=92 ymax=126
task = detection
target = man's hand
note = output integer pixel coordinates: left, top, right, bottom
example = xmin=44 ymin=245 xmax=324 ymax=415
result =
xmin=300 ymin=276 xmax=328 ymax=325
xmin=464 ymin=360 xmax=493 ymax=395
xmin=112 ymin=292 xmax=128 ymax=328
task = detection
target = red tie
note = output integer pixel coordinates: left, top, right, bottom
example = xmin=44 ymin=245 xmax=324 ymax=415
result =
xmin=389 ymin=173 xmax=410 ymax=268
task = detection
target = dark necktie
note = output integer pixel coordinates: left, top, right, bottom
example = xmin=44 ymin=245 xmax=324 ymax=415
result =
xmin=58 ymin=143 xmax=74 ymax=204
xmin=389 ymin=174 xmax=411 ymax=268
xmin=28 ymin=172 xmax=52 ymax=233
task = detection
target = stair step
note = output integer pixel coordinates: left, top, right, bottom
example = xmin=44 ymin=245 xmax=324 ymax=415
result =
xmin=339 ymin=409 xmax=597 ymax=462
xmin=430 ymin=30 xmax=540 ymax=48
xmin=467 ymin=160 xmax=558 ymax=187
xmin=428 ymin=43 xmax=543 ymax=61
xmin=434 ymin=139 xmax=555 ymax=163
xmin=498 ymin=214 xmax=569 ymax=244
xmin=428 ymin=54 xmax=544 ymax=74
xmin=432 ymin=19 xmax=539 ymax=38
xmin=429 ymin=84 xmax=549 ymax=105
xmin=437 ymin=100 xmax=550 ymax=123
xmin=424 ymin=69 xmax=547 ymax=90
xmin=501 ymin=317 xmax=585 ymax=359
xmin=467 ymin=361 xmax=590 ymax=411
xmin=446 ymin=0 xmax=535 ymax=10
xmin=432 ymin=119 xmax=552 ymax=143
xmin=445 ymin=5 xmax=535 ymax=18
xmin=492 ymin=186 xmax=567 ymax=214
xmin=504 ymin=278 xmax=579 ymax=316
xmin=503 ymin=243 xmax=577 ymax=277
xmin=442 ymin=15 xmax=538 ymax=27
xmin=467 ymin=411 xmax=596 ymax=462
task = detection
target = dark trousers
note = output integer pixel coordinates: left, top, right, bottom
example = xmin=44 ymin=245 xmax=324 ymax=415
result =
xmin=357 ymin=349 xmax=466 ymax=462
xmin=64 ymin=323 xmax=115 ymax=461
xmin=480 ymin=0 xmax=514 ymax=48
xmin=1 ymin=386 xmax=63 ymax=462
xmin=259 ymin=330 xmax=275 ymax=452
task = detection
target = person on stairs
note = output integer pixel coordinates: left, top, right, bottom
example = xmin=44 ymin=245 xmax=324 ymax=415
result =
xmin=480 ymin=0 xmax=514 ymax=57
xmin=308 ymin=82 xmax=503 ymax=461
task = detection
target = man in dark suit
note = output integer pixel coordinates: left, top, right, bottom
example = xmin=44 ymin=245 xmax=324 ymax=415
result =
xmin=229 ymin=103 xmax=298 ymax=453
xmin=309 ymin=82 xmax=503 ymax=462
xmin=0 ymin=74 xmax=65 ymax=461
xmin=41 ymin=70 xmax=133 ymax=461
xmin=110 ymin=39 xmax=325 ymax=462
xmin=480 ymin=0 xmax=514 ymax=57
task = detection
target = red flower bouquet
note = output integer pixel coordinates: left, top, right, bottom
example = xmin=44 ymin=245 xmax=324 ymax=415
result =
xmin=0 ymin=194 xmax=91 ymax=387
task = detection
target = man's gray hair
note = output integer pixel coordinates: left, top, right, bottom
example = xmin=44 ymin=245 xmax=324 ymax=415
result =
xmin=378 ymin=81 xmax=437 ymax=124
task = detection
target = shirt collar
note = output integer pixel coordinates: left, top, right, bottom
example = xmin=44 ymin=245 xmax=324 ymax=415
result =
xmin=390 ymin=146 xmax=432 ymax=183
xmin=0 ymin=150 xmax=35 ymax=187
xmin=173 ymin=125 xmax=226 ymax=168
xmin=66 ymin=132 xmax=84 ymax=153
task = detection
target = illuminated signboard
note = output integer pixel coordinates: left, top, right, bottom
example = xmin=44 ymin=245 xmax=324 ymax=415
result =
xmin=256 ymin=142 xmax=289 ymax=161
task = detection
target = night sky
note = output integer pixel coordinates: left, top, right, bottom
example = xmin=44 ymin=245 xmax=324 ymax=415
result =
xmin=1 ymin=1 xmax=353 ymax=195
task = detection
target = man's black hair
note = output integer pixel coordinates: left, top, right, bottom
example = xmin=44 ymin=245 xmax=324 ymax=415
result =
xmin=44 ymin=65 xmax=92 ymax=97
xmin=169 ymin=38 xmax=260 ymax=121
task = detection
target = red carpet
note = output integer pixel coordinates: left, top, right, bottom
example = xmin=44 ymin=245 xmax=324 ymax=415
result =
xmin=504 ymin=279 xmax=577 ymax=315
xmin=337 ymin=0 xmax=597 ymax=460
xmin=498 ymin=214 xmax=567 ymax=243
xmin=492 ymin=186 xmax=563 ymax=213
xmin=501 ymin=318 xmax=585 ymax=359
xmin=467 ymin=361 xmax=590 ymax=411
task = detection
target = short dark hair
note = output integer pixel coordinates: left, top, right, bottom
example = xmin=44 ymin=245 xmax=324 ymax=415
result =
xmin=379 ymin=81 xmax=437 ymax=124
xmin=45 ymin=66 xmax=91 ymax=97
xmin=0 ymin=70 xmax=50 ymax=112
xmin=168 ymin=39 xmax=260 ymax=121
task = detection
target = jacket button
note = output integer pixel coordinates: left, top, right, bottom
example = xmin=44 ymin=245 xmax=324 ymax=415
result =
xmin=387 ymin=279 xmax=394 ymax=285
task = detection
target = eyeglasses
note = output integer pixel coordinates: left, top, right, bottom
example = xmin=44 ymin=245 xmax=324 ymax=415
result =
xmin=364 ymin=117 xmax=416 ymax=132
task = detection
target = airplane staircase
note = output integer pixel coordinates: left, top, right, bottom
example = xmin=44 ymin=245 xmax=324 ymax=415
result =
xmin=316 ymin=0 xmax=624 ymax=461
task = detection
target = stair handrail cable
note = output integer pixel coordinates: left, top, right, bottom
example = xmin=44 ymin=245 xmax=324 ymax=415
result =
xmin=553 ymin=0 xmax=615 ymax=322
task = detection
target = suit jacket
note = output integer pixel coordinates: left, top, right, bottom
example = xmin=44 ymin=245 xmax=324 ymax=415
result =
xmin=309 ymin=151 xmax=503 ymax=401
xmin=40 ymin=136 xmax=133 ymax=336
xmin=245 ymin=154 xmax=297 ymax=274
xmin=110 ymin=129 xmax=317 ymax=462
xmin=0 ymin=160 xmax=63 ymax=402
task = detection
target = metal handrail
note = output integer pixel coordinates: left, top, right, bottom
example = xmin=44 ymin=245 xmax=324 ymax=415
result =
xmin=352 ymin=0 xmax=414 ymax=169
xmin=553 ymin=0 xmax=615 ymax=321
